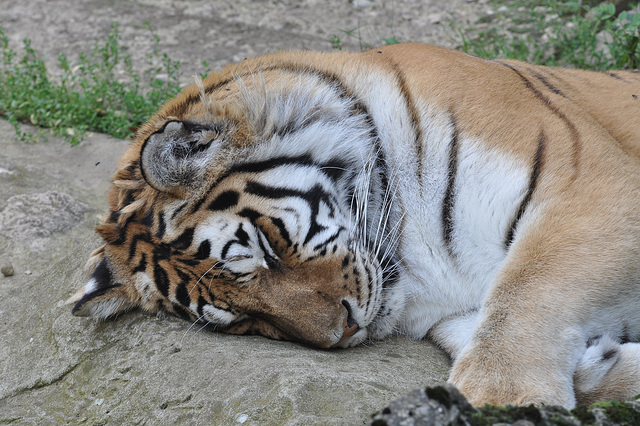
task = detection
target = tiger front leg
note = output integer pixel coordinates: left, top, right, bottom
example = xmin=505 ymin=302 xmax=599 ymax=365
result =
xmin=447 ymin=227 xmax=639 ymax=408
xmin=448 ymin=303 xmax=584 ymax=408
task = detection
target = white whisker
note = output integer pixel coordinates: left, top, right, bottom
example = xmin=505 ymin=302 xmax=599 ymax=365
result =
xmin=180 ymin=313 xmax=207 ymax=345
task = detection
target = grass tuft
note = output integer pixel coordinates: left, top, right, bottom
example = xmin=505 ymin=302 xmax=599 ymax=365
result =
xmin=0 ymin=23 xmax=182 ymax=144
xmin=455 ymin=1 xmax=640 ymax=70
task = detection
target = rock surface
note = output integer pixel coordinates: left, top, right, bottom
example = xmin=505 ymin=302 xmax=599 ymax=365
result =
xmin=0 ymin=1 xmax=494 ymax=423
xmin=369 ymin=384 xmax=640 ymax=426
xmin=0 ymin=118 xmax=453 ymax=424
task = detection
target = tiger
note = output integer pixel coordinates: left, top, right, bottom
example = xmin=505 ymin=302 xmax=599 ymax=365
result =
xmin=68 ymin=42 xmax=640 ymax=408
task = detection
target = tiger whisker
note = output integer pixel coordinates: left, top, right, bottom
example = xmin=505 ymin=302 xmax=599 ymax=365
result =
xmin=180 ymin=313 xmax=207 ymax=345
xmin=189 ymin=260 xmax=225 ymax=296
xmin=376 ymin=212 xmax=406 ymax=263
xmin=193 ymin=320 xmax=212 ymax=337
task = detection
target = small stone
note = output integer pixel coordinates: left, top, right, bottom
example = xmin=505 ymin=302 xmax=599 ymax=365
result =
xmin=1 ymin=264 xmax=14 ymax=277
xmin=24 ymin=270 xmax=32 ymax=275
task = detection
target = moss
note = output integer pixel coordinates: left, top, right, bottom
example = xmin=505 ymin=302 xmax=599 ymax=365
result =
xmin=470 ymin=403 xmax=543 ymax=425
xmin=590 ymin=400 xmax=640 ymax=424
xmin=570 ymin=404 xmax=597 ymax=424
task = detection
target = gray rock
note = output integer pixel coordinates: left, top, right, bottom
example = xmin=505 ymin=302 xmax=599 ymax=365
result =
xmin=0 ymin=118 xmax=451 ymax=424
xmin=0 ymin=190 xmax=90 ymax=245
xmin=369 ymin=384 xmax=640 ymax=426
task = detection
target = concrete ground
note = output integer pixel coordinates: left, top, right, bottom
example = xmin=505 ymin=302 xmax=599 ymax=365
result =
xmin=0 ymin=1 xmax=491 ymax=424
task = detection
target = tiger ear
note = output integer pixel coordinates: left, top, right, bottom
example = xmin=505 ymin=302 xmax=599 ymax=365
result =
xmin=140 ymin=120 xmax=221 ymax=195
xmin=68 ymin=258 xmax=141 ymax=319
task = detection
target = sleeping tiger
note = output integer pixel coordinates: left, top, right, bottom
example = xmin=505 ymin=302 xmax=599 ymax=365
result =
xmin=69 ymin=43 xmax=640 ymax=408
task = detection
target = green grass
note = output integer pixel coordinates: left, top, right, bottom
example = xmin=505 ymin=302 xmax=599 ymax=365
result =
xmin=0 ymin=23 xmax=182 ymax=145
xmin=455 ymin=1 xmax=640 ymax=70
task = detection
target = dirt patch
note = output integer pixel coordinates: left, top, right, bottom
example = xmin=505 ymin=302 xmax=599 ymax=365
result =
xmin=0 ymin=0 xmax=489 ymax=82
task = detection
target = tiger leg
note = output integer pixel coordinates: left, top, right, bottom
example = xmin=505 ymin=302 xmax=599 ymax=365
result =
xmin=574 ymin=335 xmax=640 ymax=406
xmin=431 ymin=313 xmax=640 ymax=406
xmin=447 ymin=224 xmax=640 ymax=408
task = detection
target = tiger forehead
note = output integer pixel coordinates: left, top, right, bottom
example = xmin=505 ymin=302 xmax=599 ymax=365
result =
xmin=147 ymin=67 xmax=339 ymax=131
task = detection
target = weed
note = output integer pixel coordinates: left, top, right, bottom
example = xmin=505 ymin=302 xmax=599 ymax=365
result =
xmin=456 ymin=1 xmax=640 ymax=70
xmin=330 ymin=30 xmax=399 ymax=51
xmin=0 ymin=23 xmax=182 ymax=144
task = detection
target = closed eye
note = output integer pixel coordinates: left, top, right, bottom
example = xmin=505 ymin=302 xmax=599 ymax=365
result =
xmin=264 ymin=252 xmax=281 ymax=270
xmin=256 ymin=228 xmax=281 ymax=270
xmin=225 ymin=254 xmax=253 ymax=262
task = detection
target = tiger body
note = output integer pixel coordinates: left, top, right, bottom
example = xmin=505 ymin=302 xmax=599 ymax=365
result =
xmin=70 ymin=43 xmax=640 ymax=407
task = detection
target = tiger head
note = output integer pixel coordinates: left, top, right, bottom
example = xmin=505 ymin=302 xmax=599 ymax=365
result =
xmin=70 ymin=59 xmax=404 ymax=348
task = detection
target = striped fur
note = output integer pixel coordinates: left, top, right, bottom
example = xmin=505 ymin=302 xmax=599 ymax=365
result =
xmin=69 ymin=43 xmax=640 ymax=408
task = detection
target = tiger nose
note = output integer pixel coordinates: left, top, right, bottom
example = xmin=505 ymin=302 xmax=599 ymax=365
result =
xmin=338 ymin=300 xmax=359 ymax=342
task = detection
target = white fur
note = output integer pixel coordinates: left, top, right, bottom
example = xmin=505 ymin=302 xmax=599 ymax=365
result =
xmin=393 ymin=137 xmax=531 ymax=338
xmin=84 ymin=277 xmax=98 ymax=294
xmin=429 ymin=311 xmax=480 ymax=360
xmin=574 ymin=335 xmax=622 ymax=394
xmin=202 ymin=304 xmax=237 ymax=325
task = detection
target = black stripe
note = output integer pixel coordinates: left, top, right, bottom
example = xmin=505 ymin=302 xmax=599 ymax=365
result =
xmin=72 ymin=282 xmax=122 ymax=315
xmin=532 ymin=71 xmax=567 ymax=98
xmin=501 ymin=63 xmax=580 ymax=179
xmin=197 ymin=296 xmax=207 ymax=317
xmin=270 ymin=217 xmax=292 ymax=248
xmin=209 ymin=190 xmax=240 ymax=211
xmin=312 ymin=226 xmax=345 ymax=252
xmin=156 ymin=212 xmax=166 ymax=239
xmin=107 ymin=210 xmax=120 ymax=224
xmin=227 ymin=154 xmax=311 ymax=176
xmin=504 ymin=131 xmax=546 ymax=249
xmin=225 ymin=155 xmax=348 ymax=183
xmin=153 ymin=260 xmax=170 ymax=297
xmin=175 ymin=270 xmax=191 ymax=307
xmin=220 ymin=224 xmax=251 ymax=259
xmin=238 ymin=207 xmax=261 ymax=223
xmin=128 ymin=232 xmax=151 ymax=262
xmin=133 ymin=253 xmax=147 ymax=273
xmin=171 ymin=202 xmax=188 ymax=220
xmin=188 ymin=156 xmax=350 ymax=215
xmin=441 ymin=117 xmax=459 ymax=258
xmin=140 ymin=208 xmax=154 ymax=227
xmin=91 ymin=258 xmax=114 ymax=289
xmin=188 ymin=196 xmax=208 ymax=215
xmin=234 ymin=224 xmax=251 ymax=247
xmin=387 ymin=59 xmax=424 ymax=191
xmin=171 ymin=227 xmax=195 ymax=251
xmin=172 ymin=304 xmax=195 ymax=321
xmin=245 ymin=181 xmax=334 ymax=245
xmin=195 ymin=239 xmax=211 ymax=260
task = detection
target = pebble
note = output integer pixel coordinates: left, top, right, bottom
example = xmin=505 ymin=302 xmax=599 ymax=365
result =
xmin=1 ymin=264 xmax=14 ymax=277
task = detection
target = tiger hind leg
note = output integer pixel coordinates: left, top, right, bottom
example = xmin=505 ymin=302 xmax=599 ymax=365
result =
xmin=574 ymin=335 xmax=640 ymax=406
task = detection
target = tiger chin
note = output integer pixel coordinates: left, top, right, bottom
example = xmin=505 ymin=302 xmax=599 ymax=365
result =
xmin=68 ymin=43 xmax=640 ymax=409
